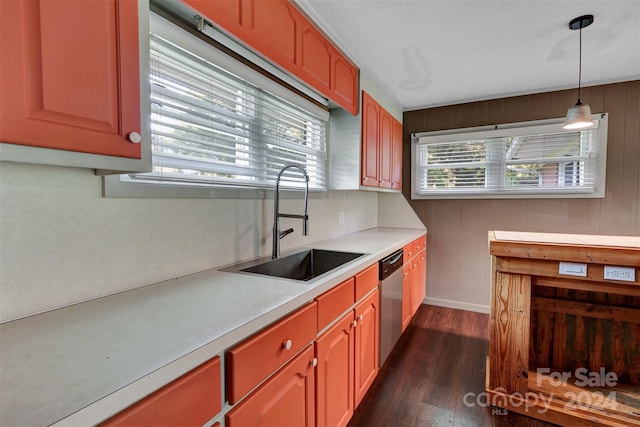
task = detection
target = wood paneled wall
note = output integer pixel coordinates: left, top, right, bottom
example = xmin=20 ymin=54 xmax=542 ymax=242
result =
xmin=402 ymin=81 xmax=640 ymax=312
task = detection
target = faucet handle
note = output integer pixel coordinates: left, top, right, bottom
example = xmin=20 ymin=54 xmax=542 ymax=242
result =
xmin=279 ymin=228 xmax=295 ymax=239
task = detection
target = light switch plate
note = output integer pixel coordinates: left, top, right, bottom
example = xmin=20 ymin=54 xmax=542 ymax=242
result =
xmin=559 ymin=262 xmax=587 ymax=277
xmin=603 ymin=266 xmax=635 ymax=282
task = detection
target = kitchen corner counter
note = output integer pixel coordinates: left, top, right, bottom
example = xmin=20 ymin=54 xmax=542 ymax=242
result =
xmin=0 ymin=227 xmax=425 ymax=426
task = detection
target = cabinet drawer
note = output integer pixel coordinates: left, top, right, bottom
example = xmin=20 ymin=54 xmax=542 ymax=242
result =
xmin=355 ymin=263 xmax=379 ymax=301
xmin=403 ymin=242 xmax=414 ymax=263
xmin=226 ymin=345 xmax=316 ymax=427
xmin=316 ymin=277 xmax=355 ymax=331
xmin=227 ymin=302 xmax=317 ymax=404
xmin=99 ymin=357 xmax=221 ymax=427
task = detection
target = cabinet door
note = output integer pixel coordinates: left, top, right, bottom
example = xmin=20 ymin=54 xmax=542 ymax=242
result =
xmin=99 ymin=357 xmax=221 ymax=427
xmin=0 ymin=0 xmax=141 ymax=158
xmin=331 ymin=51 xmax=358 ymax=115
xmin=315 ymin=312 xmax=355 ymax=427
xmin=378 ymin=109 xmax=393 ymax=188
xmin=361 ymin=91 xmax=379 ymax=187
xmin=183 ymin=0 xmax=243 ymax=34
xmin=244 ymin=0 xmax=299 ymax=71
xmin=402 ymin=264 xmax=413 ymax=331
xmin=412 ymin=251 xmax=426 ymax=313
xmin=354 ymin=289 xmax=379 ymax=406
xmin=226 ymin=345 xmax=316 ymax=427
xmin=298 ymin=22 xmax=332 ymax=92
xmin=391 ymin=118 xmax=403 ymax=190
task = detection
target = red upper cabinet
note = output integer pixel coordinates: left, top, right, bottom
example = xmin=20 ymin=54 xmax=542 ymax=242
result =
xmin=331 ymin=52 xmax=359 ymax=115
xmin=183 ymin=0 xmax=359 ymax=114
xmin=0 ymin=0 xmax=141 ymax=158
xmin=299 ymin=22 xmax=332 ymax=91
xmin=183 ymin=0 xmax=243 ymax=32
xmin=361 ymin=92 xmax=380 ymax=187
xmin=245 ymin=0 xmax=299 ymax=71
xmin=361 ymin=91 xmax=402 ymax=190
xmin=379 ymin=109 xmax=394 ymax=189
xmin=391 ymin=118 xmax=403 ymax=190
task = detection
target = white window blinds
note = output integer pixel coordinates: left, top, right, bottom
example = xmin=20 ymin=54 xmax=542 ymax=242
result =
xmin=412 ymin=115 xmax=608 ymax=199
xmin=131 ymin=14 xmax=328 ymax=191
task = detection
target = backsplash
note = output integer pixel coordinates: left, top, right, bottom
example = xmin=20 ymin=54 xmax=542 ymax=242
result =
xmin=0 ymin=162 xmax=378 ymax=322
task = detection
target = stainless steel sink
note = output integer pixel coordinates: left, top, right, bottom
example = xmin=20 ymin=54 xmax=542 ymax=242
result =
xmin=221 ymin=249 xmax=365 ymax=281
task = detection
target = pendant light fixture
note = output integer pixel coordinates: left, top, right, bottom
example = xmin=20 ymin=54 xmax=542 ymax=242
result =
xmin=563 ymin=14 xmax=595 ymax=130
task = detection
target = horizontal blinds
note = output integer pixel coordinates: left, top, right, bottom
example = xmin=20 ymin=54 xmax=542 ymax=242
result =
xmin=132 ymin=14 xmax=327 ymax=190
xmin=416 ymin=125 xmax=599 ymax=193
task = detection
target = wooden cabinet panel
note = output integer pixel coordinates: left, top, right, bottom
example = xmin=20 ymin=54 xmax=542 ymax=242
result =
xmin=403 ymin=235 xmax=427 ymax=322
xmin=0 ymin=0 xmax=141 ymax=158
xmin=315 ymin=311 xmax=355 ymax=427
xmin=331 ymin=52 xmax=359 ymax=115
xmin=299 ymin=22 xmax=332 ymax=90
xmin=361 ymin=92 xmax=380 ymax=187
xmin=488 ymin=272 xmax=531 ymax=395
xmin=227 ymin=302 xmax=317 ymax=404
xmin=245 ymin=0 xmax=299 ymax=71
xmin=412 ymin=251 xmax=426 ymax=313
xmin=226 ymin=345 xmax=316 ymax=427
xmin=354 ymin=263 xmax=379 ymax=302
xmin=360 ymin=91 xmax=402 ymax=190
xmin=391 ymin=118 xmax=403 ymax=190
xmin=354 ymin=289 xmax=379 ymax=407
xmin=401 ymin=264 xmax=413 ymax=332
xmin=316 ymin=277 xmax=355 ymax=331
xmin=99 ymin=357 xmax=221 ymax=427
xmin=183 ymin=0 xmax=358 ymax=114
xmin=402 ymin=242 xmax=414 ymax=263
xmin=379 ymin=109 xmax=393 ymax=189
xmin=182 ymin=0 xmax=243 ymax=33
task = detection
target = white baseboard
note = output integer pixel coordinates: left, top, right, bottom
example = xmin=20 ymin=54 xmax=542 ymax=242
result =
xmin=423 ymin=297 xmax=490 ymax=314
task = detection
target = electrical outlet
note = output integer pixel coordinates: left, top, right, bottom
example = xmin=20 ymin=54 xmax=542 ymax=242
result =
xmin=559 ymin=262 xmax=587 ymax=277
xmin=603 ymin=266 xmax=635 ymax=282
xmin=337 ymin=211 xmax=345 ymax=225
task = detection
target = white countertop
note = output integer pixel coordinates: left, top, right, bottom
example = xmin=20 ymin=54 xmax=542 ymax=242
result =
xmin=0 ymin=227 xmax=425 ymax=426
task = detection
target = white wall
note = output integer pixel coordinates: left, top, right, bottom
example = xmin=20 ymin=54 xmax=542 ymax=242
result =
xmin=0 ymin=162 xmax=378 ymax=321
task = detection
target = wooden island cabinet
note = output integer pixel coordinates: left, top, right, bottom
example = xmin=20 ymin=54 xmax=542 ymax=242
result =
xmin=487 ymin=231 xmax=640 ymax=427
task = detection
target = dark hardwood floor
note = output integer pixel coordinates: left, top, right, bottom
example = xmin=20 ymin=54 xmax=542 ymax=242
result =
xmin=348 ymin=305 xmax=558 ymax=427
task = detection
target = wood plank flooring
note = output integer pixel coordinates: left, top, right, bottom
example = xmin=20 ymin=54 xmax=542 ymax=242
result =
xmin=348 ymin=305 xmax=559 ymax=427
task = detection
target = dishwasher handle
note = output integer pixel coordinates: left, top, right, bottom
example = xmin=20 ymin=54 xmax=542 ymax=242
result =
xmin=379 ymin=249 xmax=404 ymax=280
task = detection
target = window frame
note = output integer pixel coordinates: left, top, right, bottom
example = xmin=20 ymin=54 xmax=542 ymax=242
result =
xmin=411 ymin=114 xmax=608 ymax=200
xmin=104 ymin=11 xmax=329 ymax=199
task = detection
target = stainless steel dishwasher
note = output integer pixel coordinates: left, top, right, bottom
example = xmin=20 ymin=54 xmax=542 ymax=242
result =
xmin=378 ymin=248 xmax=404 ymax=367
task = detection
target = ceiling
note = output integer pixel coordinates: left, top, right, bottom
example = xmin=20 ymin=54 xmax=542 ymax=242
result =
xmin=294 ymin=0 xmax=640 ymax=111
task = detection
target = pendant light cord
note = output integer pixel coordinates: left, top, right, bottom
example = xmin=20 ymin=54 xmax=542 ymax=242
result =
xmin=578 ymin=23 xmax=583 ymax=103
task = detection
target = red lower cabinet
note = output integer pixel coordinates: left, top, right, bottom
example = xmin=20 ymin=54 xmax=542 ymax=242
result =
xmin=315 ymin=311 xmax=355 ymax=427
xmin=99 ymin=357 xmax=221 ymax=427
xmin=354 ymin=289 xmax=380 ymax=406
xmin=226 ymin=345 xmax=316 ymax=427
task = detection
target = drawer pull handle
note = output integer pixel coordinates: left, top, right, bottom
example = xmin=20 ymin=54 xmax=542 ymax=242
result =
xmin=282 ymin=339 xmax=292 ymax=350
xmin=353 ymin=320 xmax=357 ymax=328
xmin=358 ymin=314 xmax=363 ymax=322
xmin=311 ymin=358 xmax=318 ymax=368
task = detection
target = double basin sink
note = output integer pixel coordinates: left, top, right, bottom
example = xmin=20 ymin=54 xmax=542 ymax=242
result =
xmin=221 ymin=249 xmax=365 ymax=282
